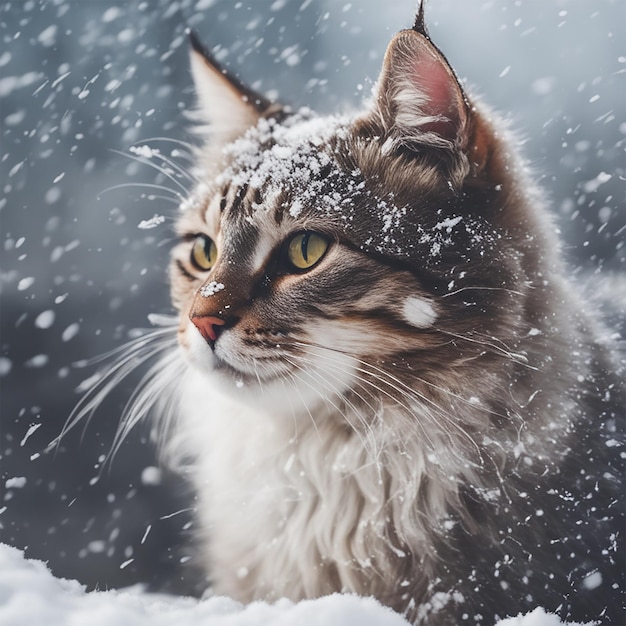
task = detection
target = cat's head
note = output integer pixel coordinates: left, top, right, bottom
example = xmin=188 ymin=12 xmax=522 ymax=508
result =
xmin=171 ymin=17 xmax=539 ymax=425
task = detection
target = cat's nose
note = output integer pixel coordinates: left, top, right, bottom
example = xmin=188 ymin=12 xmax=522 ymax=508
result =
xmin=190 ymin=315 xmax=226 ymax=343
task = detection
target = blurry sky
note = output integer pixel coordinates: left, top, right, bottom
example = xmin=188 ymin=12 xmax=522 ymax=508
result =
xmin=1 ymin=0 xmax=624 ymax=594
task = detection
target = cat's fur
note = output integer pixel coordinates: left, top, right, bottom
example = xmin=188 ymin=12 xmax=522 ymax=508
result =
xmin=104 ymin=8 xmax=624 ymax=626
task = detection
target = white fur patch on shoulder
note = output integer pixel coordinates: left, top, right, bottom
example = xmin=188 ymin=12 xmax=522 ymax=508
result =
xmin=401 ymin=296 xmax=437 ymax=328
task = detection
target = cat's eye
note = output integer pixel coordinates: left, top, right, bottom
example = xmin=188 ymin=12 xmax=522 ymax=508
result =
xmin=286 ymin=232 xmax=329 ymax=270
xmin=190 ymin=235 xmax=217 ymax=271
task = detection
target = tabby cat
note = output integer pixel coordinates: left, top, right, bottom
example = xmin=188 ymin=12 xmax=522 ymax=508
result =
xmin=88 ymin=6 xmax=625 ymax=625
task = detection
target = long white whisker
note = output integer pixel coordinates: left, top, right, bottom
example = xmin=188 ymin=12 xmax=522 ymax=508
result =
xmin=280 ymin=376 xmax=301 ymax=440
xmin=74 ymin=326 xmax=175 ymax=367
xmin=441 ymin=285 xmax=526 ymax=298
xmin=139 ymin=194 xmax=183 ymax=205
xmin=252 ymin=358 xmax=265 ymax=392
xmin=109 ymin=353 xmax=184 ymax=465
xmin=140 ymin=148 xmax=196 ymax=183
xmin=49 ymin=327 xmax=178 ymax=457
xmin=283 ymin=354 xmax=386 ymax=462
xmin=285 ymin=370 xmax=323 ymax=442
xmin=291 ymin=341 xmax=483 ymax=459
xmin=281 ymin=356 xmax=360 ymax=434
xmin=289 ymin=350 xmax=429 ymax=450
xmin=287 ymin=351 xmax=380 ymax=417
xmin=111 ymin=148 xmax=192 ymax=193
xmin=98 ymin=182 xmax=183 ymax=202
xmin=140 ymin=136 xmax=195 ymax=156
xmin=127 ymin=145 xmax=197 ymax=185
xmin=439 ymin=329 xmax=536 ymax=369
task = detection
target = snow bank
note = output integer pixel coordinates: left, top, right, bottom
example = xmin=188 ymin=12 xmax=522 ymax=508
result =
xmin=0 ymin=543 xmax=407 ymax=626
xmin=0 ymin=544 xmax=589 ymax=626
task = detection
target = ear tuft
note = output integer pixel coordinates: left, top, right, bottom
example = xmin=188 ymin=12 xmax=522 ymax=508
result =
xmin=188 ymin=31 xmax=273 ymax=141
xmin=412 ymin=0 xmax=428 ymax=38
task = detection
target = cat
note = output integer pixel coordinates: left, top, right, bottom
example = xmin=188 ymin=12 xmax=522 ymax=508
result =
xmin=70 ymin=5 xmax=624 ymax=625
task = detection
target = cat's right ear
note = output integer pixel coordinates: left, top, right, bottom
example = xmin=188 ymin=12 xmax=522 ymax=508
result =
xmin=367 ymin=26 xmax=470 ymax=152
xmin=188 ymin=31 xmax=272 ymax=141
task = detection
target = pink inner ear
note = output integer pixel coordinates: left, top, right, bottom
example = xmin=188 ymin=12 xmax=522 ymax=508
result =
xmin=408 ymin=48 xmax=463 ymax=140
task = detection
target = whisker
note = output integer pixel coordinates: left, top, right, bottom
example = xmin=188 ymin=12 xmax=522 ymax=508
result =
xmin=109 ymin=353 xmax=184 ymax=465
xmin=287 ymin=352 xmax=379 ymax=422
xmin=138 ymin=147 xmax=196 ymax=183
xmin=289 ymin=356 xmax=391 ymax=468
xmin=289 ymin=350 xmax=432 ymax=451
xmin=291 ymin=341 xmax=484 ymax=459
xmin=283 ymin=365 xmax=323 ymax=442
xmin=252 ymin=358 xmax=265 ymax=392
xmin=138 ymin=194 xmax=183 ymax=205
xmin=97 ymin=182 xmax=183 ymax=202
xmin=49 ymin=327 xmax=178 ymax=461
xmin=295 ymin=336 xmax=509 ymax=419
xmin=282 ymin=356 xmax=367 ymax=439
xmin=140 ymin=136 xmax=196 ymax=156
xmin=284 ymin=355 xmax=377 ymax=455
xmin=280 ymin=376 xmax=302 ymax=440
xmin=111 ymin=148 xmax=192 ymax=193
xmin=72 ymin=326 xmax=174 ymax=368
xmin=292 ymin=363 xmax=382 ymax=463
xmin=439 ymin=330 xmax=536 ymax=369
xmin=441 ymin=285 xmax=526 ymax=298
xmin=129 ymin=145 xmax=197 ymax=185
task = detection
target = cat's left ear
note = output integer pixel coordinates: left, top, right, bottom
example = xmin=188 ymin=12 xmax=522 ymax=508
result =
xmin=370 ymin=23 xmax=470 ymax=152
xmin=188 ymin=31 xmax=274 ymax=141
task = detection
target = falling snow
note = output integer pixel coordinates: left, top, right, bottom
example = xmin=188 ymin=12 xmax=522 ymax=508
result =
xmin=5 ymin=477 xmax=27 ymax=489
xmin=140 ymin=466 xmax=162 ymax=486
xmin=138 ymin=214 xmax=166 ymax=229
xmin=37 ymin=25 xmax=58 ymax=47
xmin=17 ymin=277 xmax=35 ymax=291
xmin=34 ymin=310 xmax=55 ymax=329
xmin=0 ymin=358 xmax=12 ymax=377
xmin=2 ymin=2 xmax=623 ymax=625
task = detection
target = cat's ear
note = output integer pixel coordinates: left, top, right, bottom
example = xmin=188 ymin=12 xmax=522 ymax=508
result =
xmin=370 ymin=21 xmax=469 ymax=151
xmin=188 ymin=31 xmax=273 ymax=140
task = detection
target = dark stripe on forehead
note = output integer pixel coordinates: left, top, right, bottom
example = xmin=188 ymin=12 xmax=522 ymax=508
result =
xmin=218 ymin=182 xmax=230 ymax=213
xmin=270 ymin=151 xmax=351 ymax=226
xmin=230 ymin=179 xmax=290 ymax=227
xmin=270 ymin=187 xmax=291 ymax=226
xmin=231 ymin=182 xmax=249 ymax=214
xmin=251 ymin=186 xmax=263 ymax=209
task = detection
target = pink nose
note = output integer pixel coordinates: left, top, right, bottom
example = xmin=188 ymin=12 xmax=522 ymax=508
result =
xmin=191 ymin=315 xmax=226 ymax=342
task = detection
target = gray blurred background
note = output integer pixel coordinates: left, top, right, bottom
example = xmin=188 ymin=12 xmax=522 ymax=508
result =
xmin=1 ymin=0 xmax=624 ymax=595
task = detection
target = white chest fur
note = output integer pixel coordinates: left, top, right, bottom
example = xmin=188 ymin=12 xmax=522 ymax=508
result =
xmin=173 ymin=369 xmax=452 ymax=603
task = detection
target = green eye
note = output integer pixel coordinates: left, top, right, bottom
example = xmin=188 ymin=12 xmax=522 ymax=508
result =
xmin=190 ymin=235 xmax=217 ymax=271
xmin=287 ymin=232 xmax=329 ymax=270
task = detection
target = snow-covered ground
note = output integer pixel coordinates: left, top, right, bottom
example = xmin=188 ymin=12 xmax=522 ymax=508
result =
xmin=0 ymin=544 xmax=590 ymax=626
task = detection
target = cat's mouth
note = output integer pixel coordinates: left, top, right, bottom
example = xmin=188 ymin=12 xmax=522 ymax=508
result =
xmin=183 ymin=319 xmax=360 ymax=414
xmin=186 ymin=321 xmax=294 ymax=385
xmin=211 ymin=350 xmax=290 ymax=385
